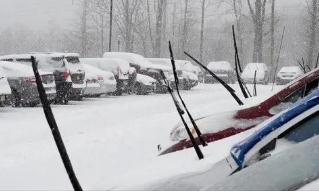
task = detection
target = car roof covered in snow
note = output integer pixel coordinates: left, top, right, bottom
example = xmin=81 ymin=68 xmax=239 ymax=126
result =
xmin=279 ymin=66 xmax=303 ymax=73
xmin=82 ymin=63 xmax=114 ymax=79
xmin=80 ymin=57 xmax=130 ymax=73
xmin=0 ymin=61 xmax=35 ymax=77
xmin=148 ymin=58 xmax=189 ymax=71
xmin=103 ymin=52 xmax=153 ymax=69
xmin=230 ymin=89 xmax=319 ymax=168
xmin=207 ymin=61 xmax=233 ymax=71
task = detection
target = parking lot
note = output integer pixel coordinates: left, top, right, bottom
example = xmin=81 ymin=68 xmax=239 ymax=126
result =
xmin=0 ymin=83 xmax=280 ymax=190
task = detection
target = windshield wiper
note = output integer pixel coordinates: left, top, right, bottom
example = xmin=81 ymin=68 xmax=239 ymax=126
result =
xmin=169 ymin=41 xmax=207 ymax=148
xmin=31 ymin=56 xmax=82 ymax=191
xmin=160 ymin=70 xmax=204 ymax=160
xmin=184 ymin=52 xmax=244 ymax=106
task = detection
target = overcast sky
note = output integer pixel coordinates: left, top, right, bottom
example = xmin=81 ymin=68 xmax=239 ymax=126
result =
xmin=0 ymin=0 xmax=305 ymax=31
xmin=0 ymin=0 xmax=77 ymax=30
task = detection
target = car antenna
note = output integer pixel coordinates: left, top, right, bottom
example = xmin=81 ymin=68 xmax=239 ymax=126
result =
xmin=271 ymin=27 xmax=286 ymax=91
xmin=232 ymin=25 xmax=249 ymax=98
xmin=31 ymin=56 xmax=83 ymax=191
xmin=169 ymin=41 xmax=207 ymax=147
xmin=160 ymin=70 xmax=204 ymax=160
xmin=253 ymin=70 xmax=257 ymax=96
xmin=184 ymin=51 xmax=244 ymax=106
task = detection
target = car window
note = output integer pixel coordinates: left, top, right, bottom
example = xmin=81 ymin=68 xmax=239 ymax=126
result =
xmin=304 ymin=79 xmax=319 ymax=96
xmin=66 ymin=56 xmax=80 ymax=64
xmin=279 ymin=112 xmax=319 ymax=143
xmin=269 ymin=88 xmax=304 ymax=115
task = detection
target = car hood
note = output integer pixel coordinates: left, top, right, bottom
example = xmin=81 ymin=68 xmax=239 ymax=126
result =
xmin=169 ymin=110 xmax=268 ymax=142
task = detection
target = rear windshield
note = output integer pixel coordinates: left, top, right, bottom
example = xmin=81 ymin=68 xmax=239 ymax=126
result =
xmin=66 ymin=56 xmax=80 ymax=64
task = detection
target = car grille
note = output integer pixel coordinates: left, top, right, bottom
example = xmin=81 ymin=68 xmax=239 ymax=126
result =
xmin=71 ymin=73 xmax=85 ymax=84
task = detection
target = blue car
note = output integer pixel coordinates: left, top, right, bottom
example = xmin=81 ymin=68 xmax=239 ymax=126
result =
xmin=226 ymin=88 xmax=319 ymax=173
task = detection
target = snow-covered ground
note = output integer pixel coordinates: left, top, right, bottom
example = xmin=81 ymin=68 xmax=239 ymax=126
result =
xmin=0 ymin=83 xmax=281 ymax=190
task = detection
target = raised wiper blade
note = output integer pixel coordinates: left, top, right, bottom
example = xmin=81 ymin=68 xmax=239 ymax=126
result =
xmin=31 ymin=56 xmax=82 ymax=191
xmin=169 ymin=41 xmax=207 ymax=147
xmin=184 ymin=51 xmax=244 ymax=106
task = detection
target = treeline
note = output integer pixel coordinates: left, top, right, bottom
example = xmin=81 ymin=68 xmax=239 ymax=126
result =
xmin=0 ymin=0 xmax=318 ymax=71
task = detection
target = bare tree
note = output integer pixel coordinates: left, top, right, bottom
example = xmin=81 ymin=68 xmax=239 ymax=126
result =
xmin=80 ymin=0 xmax=89 ymax=57
xmin=199 ymin=0 xmax=206 ymax=63
xmin=270 ymin=0 xmax=276 ymax=66
xmin=307 ymin=0 xmax=318 ymax=68
xmin=155 ymin=0 xmax=167 ymax=57
xmin=247 ymin=0 xmax=267 ymax=63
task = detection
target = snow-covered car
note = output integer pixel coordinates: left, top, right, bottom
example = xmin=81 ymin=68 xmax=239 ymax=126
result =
xmin=208 ymin=135 xmax=319 ymax=191
xmin=82 ymin=64 xmax=116 ymax=97
xmin=0 ymin=61 xmax=56 ymax=107
xmin=80 ymin=58 xmax=131 ymax=95
xmin=160 ymin=66 xmax=319 ymax=155
xmin=206 ymin=61 xmax=235 ymax=84
xmin=175 ymin=60 xmax=200 ymax=88
xmin=276 ymin=65 xmax=303 ymax=85
xmin=132 ymin=73 xmax=157 ymax=95
xmin=60 ymin=53 xmax=86 ymax=100
xmin=241 ymin=63 xmax=269 ymax=84
xmin=0 ymin=66 xmax=11 ymax=106
xmin=228 ymin=89 xmax=319 ymax=172
xmin=147 ymin=58 xmax=197 ymax=90
xmin=139 ymin=63 xmax=174 ymax=93
xmin=1 ymin=53 xmax=73 ymax=104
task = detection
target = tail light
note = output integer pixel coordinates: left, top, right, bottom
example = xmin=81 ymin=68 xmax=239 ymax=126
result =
xmin=63 ymin=69 xmax=70 ymax=81
xmin=97 ymin=76 xmax=104 ymax=81
xmin=24 ymin=77 xmax=36 ymax=84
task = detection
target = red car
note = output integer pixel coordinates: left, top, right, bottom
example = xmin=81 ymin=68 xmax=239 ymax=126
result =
xmin=160 ymin=68 xmax=319 ymax=155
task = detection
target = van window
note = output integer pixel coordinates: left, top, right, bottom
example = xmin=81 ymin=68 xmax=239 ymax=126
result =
xmin=66 ymin=56 xmax=80 ymax=64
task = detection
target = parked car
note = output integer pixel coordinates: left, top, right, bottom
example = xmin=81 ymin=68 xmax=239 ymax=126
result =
xmin=276 ymin=65 xmax=303 ymax=85
xmin=0 ymin=66 xmax=11 ymax=106
xmin=0 ymin=53 xmax=72 ymax=104
xmin=139 ymin=63 xmax=174 ymax=93
xmin=132 ymin=73 xmax=157 ymax=95
xmin=160 ymin=66 xmax=319 ymax=155
xmin=205 ymin=61 xmax=236 ymax=84
xmin=147 ymin=58 xmax=197 ymax=90
xmin=208 ymin=136 xmax=319 ymax=191
xmin=175 ymin=60 xmax=200 ymax=88
xmin=80 ymin=58 xmax=130 ymax=95
xmin=153 ymin=90 xmax=319 ymax=191
xmin=82 ymin=64 xmax=116 ymax=97
xmin=241 ymin=63 xmax=269 ymax=84
xmin=0 ymin=61 xmax=56 ymax=107
xmin=60 ymin=53 xmax=86 ymax=100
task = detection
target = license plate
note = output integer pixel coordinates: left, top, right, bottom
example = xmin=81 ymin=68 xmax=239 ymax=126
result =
xmin=77 ymin=76 xmax=80 ymax=80
xmin=0 ymin=96 xmax=5 ymax=101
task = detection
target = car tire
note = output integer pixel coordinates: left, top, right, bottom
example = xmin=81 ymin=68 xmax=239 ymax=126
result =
xmin=11 ymin=89 xmax=21 ymax=107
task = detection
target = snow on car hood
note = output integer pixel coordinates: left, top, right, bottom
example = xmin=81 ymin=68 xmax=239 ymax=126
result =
xmin=0 ymin=67 xmax=11 ymax=95
xmin=242 ymin=63 xmax=267 ymax=79
xmin=170 ymin=110 xmax=268 ymax=142
xmin=207 ymin=135 xmax=319 ymax=191
xmin=136 ymin=74 xmax=156 ymax=85
xmin=182 ymin=71 xmax=198 ymax=81
xmin=0 ymin=61 xmax=52 ymax=77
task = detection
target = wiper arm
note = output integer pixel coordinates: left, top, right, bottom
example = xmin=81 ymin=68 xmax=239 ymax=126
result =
xmin=160 ymin=70 xmax=204 ymax=160
xmin=31 ymin=56 xmax=82 ymax=191
xmin=169 ymin=41 xmax=207 ymax=147
xmin=184 ymin=52 xmax=244 ymax=106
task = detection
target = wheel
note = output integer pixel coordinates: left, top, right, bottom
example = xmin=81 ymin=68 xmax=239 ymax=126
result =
xmin=11 ymin=89 xmax=21 ymax=107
